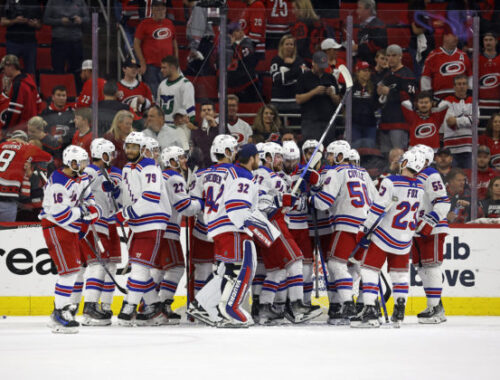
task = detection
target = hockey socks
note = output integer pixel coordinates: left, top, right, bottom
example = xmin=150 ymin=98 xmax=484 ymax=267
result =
xmin=286 ymin=261 xmax=304 ymax=302
xmin=418 ymin=266 xmax=443 ymax=308
xmin=260 ymin=269 xmax=286 ymax=305
xmin=69 ymin=267 xmax=85 ymax=306
xmin=252 ymin=262 xmax=266 ymax=297
xmin=84 ymin=264 xmax=106 ymax=303
xmin=159 ymin=266 xmax=184 ymax=302
xmin=125 ymin=264 xmax=159 ymax=306
xmin=359 ymin=268 xmax=379 ymax=306
xmin=194 ymin=263 xmax=212 ymax=295
xmin=303 ymin=263 xmax=313 ymax=305
xmin=100 ymin=263 xmax=117 ymax=308
xmin=54 ymin=272 xmax=79 ymax=309
xmin=328 ymin=259 xmax=353 ymax=304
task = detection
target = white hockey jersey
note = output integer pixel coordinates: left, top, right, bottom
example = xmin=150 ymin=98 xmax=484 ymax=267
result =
xmin=189 ymin=167 xmax=212 ymax=242
xmin=416 ymin=166 xmax=451 ymax=235
xmin=162 ymin=169 xmax=202 ymax=241
xmin=121 ymin=157 xmax=170 ymax=233
xmin=312 ymin=163 xmax=377 ymax=234
xmin=40 ymin=170 xmax=99 ymax=233
xmin=83 ymin=164 xmax=122 ymax=236
xmin=282 ymin=166 xmax=309 ymax=230
xmin=253 ymin=165 xmax=285 ymax=216
xmin=363 ymin=175 xmax=424 ymax=255
xmin=227 ymin=118 xmax=253 ymax=145
xmin=156 ymin=75 xmax=196 ymax=126
xmin=308 ymin=165 xmax=334 ymax=237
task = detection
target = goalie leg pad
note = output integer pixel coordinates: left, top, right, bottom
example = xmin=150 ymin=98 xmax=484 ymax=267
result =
xmin=418 ymin=266 xmax=443 ymax=308
xmin=328 ymin=259 xmax=353 ymax=304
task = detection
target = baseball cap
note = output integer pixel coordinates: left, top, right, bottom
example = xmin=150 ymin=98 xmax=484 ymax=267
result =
xmin=0 ymin=54 xmax=20 ymax=70
xmin=436 ymin=147 xmax=451 ymax=156
xmin=174 ymin=108 xmax=187 ymax=116
xmin=478 ymin=145 xmax=491 ymax=155
xmin=81 ymin=59 xmax=93 ymax=71
xmin=386 ymin=44 xmax=402 ymax=56
xmin=237 ymin=144 xmax=258 ymax=159
xmin=321 ymin=38 xmax=342 ymax=50
xmin=123 ymin=56 xmax=140 ymax=68
xmin=355 ymin=61 xmax=370 ymax=71
xmin=312 ymin=51 xmax=328 ymax=69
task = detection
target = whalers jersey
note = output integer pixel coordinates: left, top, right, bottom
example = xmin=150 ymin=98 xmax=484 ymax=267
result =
xmin=156 ymin=75 xmax=195 ymax=126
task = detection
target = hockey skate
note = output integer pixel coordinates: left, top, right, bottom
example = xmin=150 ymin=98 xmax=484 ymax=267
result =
xmin=48 ymin=305 xmax=80 ymax=334
xmin=161 ymin=299 xmax=181 ymax=325
xmin=285 ymin=300 xmax=322 ymax=324
xmin=136 ymin=302 xmax=168 ymax=326
xmin=117 ymin=302 xmax=137 ymax=326
xmin=258 ymin=303 xmax=285 ymax=325
xmin=391 ymin=297 xmax=406 ymax=328
xmin=350 ymin=305 xmax=380 ymax=328
xmin=338 ymin=301 xmax=357 ymax=324
xmin=418 ymin=300 xmax=447 ymax=324
xmin=327 ymin=303 xmax=345 ymax=325
xmin=186 ymin=299 xmax=218 ymax=327
xmin=100 ymin=303 xmax=113 ymax=320
xmin=81 ymin=302 xmax=112 ymax=326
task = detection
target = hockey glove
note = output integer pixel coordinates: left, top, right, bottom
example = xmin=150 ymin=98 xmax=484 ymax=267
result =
xmin=417 ymin=212 xmax=439 ymax=237
xmin=303 ymin=169 xmax=321 ymax=187
xmin=356 ymin=226 xmax=371 ymax=249
xmin=115 ymin=210 xmax=127 ymax=225
xmin=282 ymin=193 xmax=298 ymax=208
xmin=78 ymin=221 xmax=90 ymax=240
xmin=81 ymin=205 xmax=99 ymax=225
xmin=102 ymin=181 xmax=115 ymax=193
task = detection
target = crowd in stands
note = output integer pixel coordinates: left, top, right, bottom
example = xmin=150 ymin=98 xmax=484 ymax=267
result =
xmin=0 ymin=0 xmax=500 ymax=223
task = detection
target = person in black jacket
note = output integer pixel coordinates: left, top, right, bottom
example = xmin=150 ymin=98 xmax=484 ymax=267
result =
xmin=352 ymin=61 xmax=378 ymax=149
xmin=354 ymin=0 xmax=387 ymax=67
xmin=270 ymin=34 xmax=307 ymax=114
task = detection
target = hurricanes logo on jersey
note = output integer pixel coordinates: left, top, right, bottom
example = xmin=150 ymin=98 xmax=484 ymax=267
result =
xmin=440 ymin=61 xmax=466 ymax=76
xmin=231 ymin=132 xmax=245 ymax=144
xmin=238 ymin=19 xmax=247 ymax=30
xmin=415 ymin=123 xmax=436 ymax=138
xmin=479 ymin=74 xmax=499 ymax=89
xmin=491 ymin=153 xmax=500 ymax=168
xmin=153 ymin=27 xmax=172 ymax=40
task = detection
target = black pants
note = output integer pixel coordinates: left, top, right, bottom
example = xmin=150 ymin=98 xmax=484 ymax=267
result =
xmin=51 ymin=39 xmax=83 ymax=75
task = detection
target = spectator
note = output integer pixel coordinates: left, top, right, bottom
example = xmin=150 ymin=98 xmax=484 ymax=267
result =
xmin=117 ymin=56 xmax=153 ymax=115
xmin=224 ymin=94 xmax=253 ymax=145
xmin=0 ymin=54 xmax=42 ymax=135
xmin=265 ymin=0 xmax=293 ymax=50
xmin=134 ymin=0 xmax=178 ymax=98
xmin=71 ymin=107 xmax=93 ymax=156
xmin=227 ymin=22 xmax=260 ymax=102
xmin=191 ymin=101 xmax=220 ymax=168
xmin=464 ymin=146 xmax=500 ymax=200
xmin=185 ymin=2 xmax=216 ymax=76
xmin=321 ymin=38 xmax=346 ymax=78
xmin=0 ymin=0 xmax=42 ymax=74
xmin=104 ymin=110 xmax=134 ymax=168
xmin=40 ymin=85 xmax=75 ymax=151
xmin=372 ymin=48 xmax=389 ymax=86
xmin=239 ymin=0 xmax=266 ymax=60
xmin=172 ymin=108 xmax=192 ymax=151
xmin=43 ymin=0 xmax=89 ymax=78
xmin=270 ymin=34 xmax=307 ymax=114
xmin=478 ymin=177 xmax=500 ymax=218
xmin=479 ymin=113 xmax=500 ymax=169
xmin=351 ymin=61 xmax=377 ymax=149
xmin=157 ymin=55 xmax=196 ymax=136
xmin=446 ymin=167 xmax=471 ymax=224
xmin=407 ymin=0 xmax=435 ymax=79
xmin=354 ymin=0 xmax=388 ymax=67
xmin=479 ymin=32 xmax=500 ymax=128
xmin=296 ymin=51 xmax=339 ymax=142
xmin=421 ymin=24 xmax=472 ymax=100
xmin=98 ymin=80 xmax=130 ymax=136
xmin=0 ymin=77 xmax=11 ymax=121
xmin=252 ymin=104 xmax=282 ymax=142
xmin=434 ymin=147 xmax=454 ymax=183
xmin=143 ymin=105 xmax=185 ymax=151
xmin=441 ymin=74 xmax=474 ymax=169
xmin=374 ymin=147 xmax=404 ymax=189
xmin=76 ymin=60 xmax=106 ymax=108
xmin=26 ymin=116 xmax=63 ymax=167
xmin=401 ymin=90 xmax=448 ymax=150
xmin=291 ymin=0 xmax=324 ymax=63
xmin=117 ymin=0 xmax=141 ymax=48
xmin=377 ymin=44 xmax=417 ymax=154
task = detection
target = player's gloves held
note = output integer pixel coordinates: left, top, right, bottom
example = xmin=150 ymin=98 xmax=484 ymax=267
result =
xmin=417 ymin=211 xmax=439 ymax=236
xmin=116 ymin=205 xmax=134 ymax=225
xmin=80 ymin=204 xmax=99 ymax=225
xmin=102 ymin=181 xmax=114 ymax=192
xmin=303 ymin=168 xmax=321 ymax=187
xmin=282 ymin=193 xmax=298 ymax=208
xmin=356 ymin=225 xmax=371 ymax=249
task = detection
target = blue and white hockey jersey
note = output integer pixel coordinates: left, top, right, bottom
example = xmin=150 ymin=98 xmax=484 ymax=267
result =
xmin=189 ymin=167 xmax=212 ymax=242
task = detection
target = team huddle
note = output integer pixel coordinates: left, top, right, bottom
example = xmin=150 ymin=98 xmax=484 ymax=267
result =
xmin=40 ymin=132 xmax=450 ymax=333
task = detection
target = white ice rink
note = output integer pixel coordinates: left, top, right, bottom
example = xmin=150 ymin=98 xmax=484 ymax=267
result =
xmin=1 ymin=315 xmax=499 ymax=380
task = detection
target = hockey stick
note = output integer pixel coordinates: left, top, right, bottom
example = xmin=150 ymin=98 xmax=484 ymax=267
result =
xmin=380 ymin=270 xmax=392 ymax=303
xmin=378 ymin=277 xmax=389 ymax=324
xmin=311 ymin=207 xmax=329 ymax=299
xmin=291 ymin=64 xmax=353 ymax=197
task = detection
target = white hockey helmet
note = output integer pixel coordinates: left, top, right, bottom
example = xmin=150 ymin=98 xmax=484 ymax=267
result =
xmin=143 ymin=136 xmax=160 ymax=153
xmin=262 ymin=142 xmax=283 ymax=162
xmin=63 ymin=145 xmax=89 ymax=172
xmin=326 ymin=140 xmax=351 ymax=164
xmin=401 ymin=149 xmax=426 ymax=173
xmin=210 ymin=134 xmax=238 ymax=162
xmin=412 ymin=144 xmax=434 ymax=166
xmin=91 ymin=138 xmax=116 ymax=165
xmin=349 ymin=148 xmax=360 ymax=165
xmin=302 ymin=139 xmax=324 ymax=156
xmin=256 ymin=142 xmax=266 ymax=162
xmin=282 ymin=140 xmax=300 ymax=162
xmin=124 ymin=131 xmax=146 ymax=149
xmin=161 ymin=146 xmax=186 ymax=169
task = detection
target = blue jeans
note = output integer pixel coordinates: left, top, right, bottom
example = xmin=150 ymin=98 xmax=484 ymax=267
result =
xmin=352 ymin=123 xmax=377 ymax=148
xmin=6 ymin=40 xmax=37 ymax=74
xmin=143 ymin=64 xmax=162 ymax=100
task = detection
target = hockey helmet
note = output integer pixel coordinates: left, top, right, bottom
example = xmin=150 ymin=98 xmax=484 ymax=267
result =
xmin=262 ymin=142 xmax=283 ymax=171
xmin=124 ymin=131 xmax=146 ymax=149
xmin=401 ymin=149 xmax=426 ymax=173
xmin=412 ymin=144 xmax=434 ymax=166
xmin=143 ymin=136 xmax=160 ymax=154
xmin=210 ymin=134 xmax=238 ymax=162
xmin=302 ymin=139 xmax=324 ymax=156
xmin=91 ymin=138 xmax=116 ymax=165
xmin=326 ymin=140 xmax=351 ymax=164
xmin=63 ymin=145 xmax=89 ymax=172
xmin=348 ymin=148 xmax=360 ymax=165
xmin=161 ymin=146 xmax=186 ymax=169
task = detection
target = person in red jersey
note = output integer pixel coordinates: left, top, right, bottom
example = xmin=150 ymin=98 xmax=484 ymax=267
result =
xmin=239 ymin=0 xmax=266 ymax=59
xmin=71 ymin=107 xmax=93 ymax=156
xmin=464 ymin=145 xmax=500 ymax=200
xmin=479 ymin=32 xmax=500 ymax=128
xmin=265 ymin=0 xmax=293 ymax=49
xmin=117 ymin=56 xmax=153 ymax=115
xmin=479 ymin=113 xmax=500 ymax=170
xmin=76 ymin=60 xmax=106 ymax=108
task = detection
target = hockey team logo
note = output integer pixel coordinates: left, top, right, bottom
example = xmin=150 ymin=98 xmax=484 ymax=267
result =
xmin=231 ymin=132 xmax=245 ymax=144
xmin=238 ymin=19 xmax=247 ymax=30
xmin=440 ymin=61 xmax=466 ymax=77
xmin=153 ymin=27 xmax=172 ymax=40
xmin=116 ymin=90 xmax=124 ymax=101
xmin=491 ymin=153 xmax=500 ymax=168
xmin=479 ymin=74 xmax=500 ymax=89
xmin=415 ymin=123 xmax=436 ymax=139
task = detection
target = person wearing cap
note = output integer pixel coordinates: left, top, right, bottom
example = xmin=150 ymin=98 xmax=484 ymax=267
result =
xmin=97 ymin=80 xmax=131 ymax=137
xmin=143 ymin=105 xmax=185 ymax=151
xmin=321 ymin=38 xmax=345 ymax=76
xmin=0 ymin=0 xmax=42 ymax=75
xmin=269 ymin=34 xmax=307 ymax=113
xmin=479 ymin=32 xmax=500 ymax=128
xmin=434 ymin=147 xmax=453 ymax=183
xmin=296 ymin=50 xmax=339 ymax=143
xmin=117 ymin=56 xmax=153 ymax=115
xmin=464 ymin=145 xmax=500 ymax=201
xmin=351 ymin=61 xmax=377 ymax=148
xmin=76 ymin=59 xmax=106 ymax=109
xmin=0 ymin=54 xmax=42 ymax=134
xmin=43 ymin=0 xmax=90 ymax=76
xmin=134 ymin=0 xmax=178 ymax=98
xmin=239 ymin=0 xmax=266 ymax=60
xmin=421 ymin=24 xmax=472 ymax=100
xmin=354 ymin=0 xmax=387 ymax=67
xmin=377 ymin=44 xmax=417 ymax=154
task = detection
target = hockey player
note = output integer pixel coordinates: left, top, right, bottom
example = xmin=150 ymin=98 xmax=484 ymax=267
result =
xmin=239 ymin=0 xmax=266 ymax=58
xmin=348 ymin=149 xmax=361 ymax=166
xmin=80 ymin=138 xmax=122 ymax=326
xmin=351 ymin=149 xmax=426 ymax=328
xmin=115 ymin=131 xmax=170 ymax=326
xmin=311 ymin=140 xmax=376 ymax=324
xmin=157 ymin=146 xmax=201 ymax=323
xmin=40 ymin=145 xmax=100 ymax=333
xmin=411 ymin=144 xmax=450 ymax=323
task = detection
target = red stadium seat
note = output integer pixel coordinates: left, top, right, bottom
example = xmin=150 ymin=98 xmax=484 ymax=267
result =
xmin=339 ymin=2 xmax=357 ymax=21
xmin=261 ymin=75 xmax=272 ymax=102
xmin=238 ymin=102 xmax=263 ymax=114
xmin=377 ymin=3 xmax=409 ymax=26
xmin=36 ymin=47 xmax=52 ymax=71
xmin=227 ymin=0 xmax=245 ymax=22
xmin=39 ymin=73 xmax=77 ymax=100
xmin=256 ymin=49 xmax=277 ymax=73
xmin=187 ymin=75 xmax=218 ymax=100
xmin=170 ymin=0 xmax=186 ymax=23
xmin=387 ymin=27 xmax=411 ymax=49
xmin=36 ymin=25 xmax=52 ymax=45
xmin=178 ymin=48 xmax=189 ymax=72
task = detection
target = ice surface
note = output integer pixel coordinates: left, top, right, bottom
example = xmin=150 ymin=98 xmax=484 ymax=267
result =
xmin=1 ymin=316 xmax=499 ymax=380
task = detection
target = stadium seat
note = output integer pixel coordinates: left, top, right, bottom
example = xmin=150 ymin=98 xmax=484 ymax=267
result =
xmin=261 ymin=75 xmax=272 ymax=102
xmin=178 ymin=48 xmax=189 ymax=72
xmin=228 ymin=0 xmax=245 ymax=22
xmin=36 ymin=47 xmax=52 ymax=71
xmin=377 ymin=3 xmax=409 ymax=26
xmin=176 ymin=24 xmax=188 ymax=48
xmin=238 ymin=102 xmax=262 ymax=114
xmin=187 ymin=75 xmax=218 ymax=100
xmin=39 ymin=73 xmax=77 ymax=100
xmin=387 ymin=27 xmax=411 ymax=49
xmin=36 ymin=25 xmax=52 ymax=46
xmin=339 ymin=2 xmax=357 ymax=20
xmin=170 ymin=0 xmax=186 ymax=23
xmin=256 ymin=49 xmax=277 ymax=73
